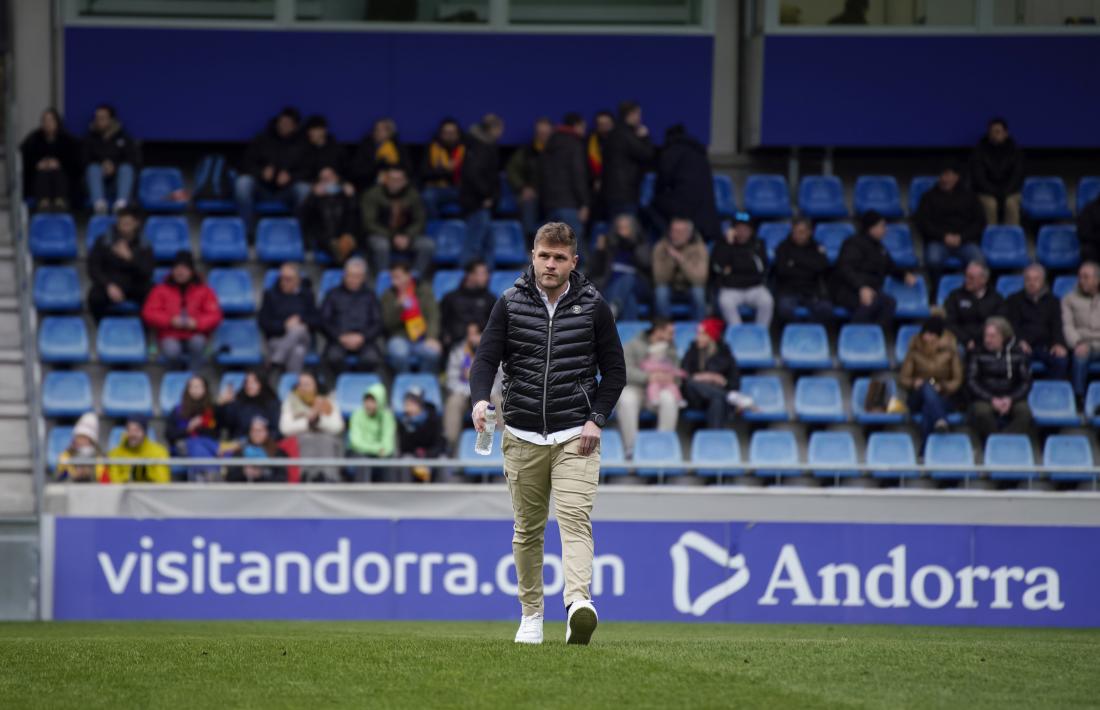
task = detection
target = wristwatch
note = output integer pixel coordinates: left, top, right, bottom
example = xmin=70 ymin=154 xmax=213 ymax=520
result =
xmin=589 ymin=412 xmax=607 ymax=428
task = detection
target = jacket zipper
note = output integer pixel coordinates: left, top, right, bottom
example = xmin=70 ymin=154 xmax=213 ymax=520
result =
xmin=542 ymin=314 xmax=553 ymax=436
xmin=579 ymin=383 xmax=592 ymax=413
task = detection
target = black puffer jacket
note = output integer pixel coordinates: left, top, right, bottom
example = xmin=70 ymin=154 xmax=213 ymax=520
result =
xmin=967 ymin=341 xmax=1031 ymax=402
xmin=538 ymin=128 xmax=589 ymax=212
xmin=944 ymin=287 xmax=1003 ymax=348
xmin=602 ymin=124 xmax=655 ymax=206
xmin=243 ymin=121 xmax=306 ymax=181
xmin=439 ymin=285 xmax=495 ymax=350
xmin=1000 ymin=289 xmax=1065 ymax=350
xmin=459 ymin=124 xmax=500 ymax=212
xmin=829 ymin=233 xmax=904 ymax=311
xmin=774 ymin=236 xmax=829 ymax=299
xmin=257 ymin=280 xmax=321 ymax=337
xmin=319 ymin=283 xmax=383 ymax=343
xmin=83 ymin=119 xmax=140 ymax=166
xmin=652 ymin=133 xmax=720 ymax=241
xmin=299 ymin=138 xmax=348 ymax=182
xmin=914 ymin=185 xmax=986 ymax=244
xmin=970 ymin=136 xmax=1024 ymax=198
xmin=710 ymin=237 xmax=767 ymax=290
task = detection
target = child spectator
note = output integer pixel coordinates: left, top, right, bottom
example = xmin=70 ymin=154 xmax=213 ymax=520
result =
xmin=20 ymin=108 xmax=80 ymax=211
xmin=142 ymin=251 xmax=223 ymax=370
xmin=87 ymin=206 xmax=155 ymax=321
xmin=712 ymin=215 xmax=774 ymax=329
xmin=640 ymin=339 xmax=686 ymax=408
xmin=397 ymin=387 xmax=444 ymax=483
xmin=235 ymin=107 xmax=308 ymax=227
xmin=380 ymin=263 xmax=442 ymax=373
xmin=83 ymin=103 xmax=141 ymax=214
xmin=226 ymin=416 xmax=287 ymax=483
xmin=257 ymin=262 xmax=320 ymax=376
xmin=347 ymin=381 xmax=396 ymax=482
xmin=279 ymin=371 xmax=344 ymax=482
xmin=106 ymin=417 xmax=171 ymax=483
xmin=166 ymin=375 xmax=221 ymax=482
xmin=652 ymin=217 xmax=709 ymax=320
xmin=56 ymin=412 xmax=105 ymax=483
xmin=362 ymin=166 xmax=432 ymax=275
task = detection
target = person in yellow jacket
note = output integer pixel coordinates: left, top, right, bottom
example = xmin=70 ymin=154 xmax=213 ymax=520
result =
xmin=106 ymin=417 xmax=171 ymax=483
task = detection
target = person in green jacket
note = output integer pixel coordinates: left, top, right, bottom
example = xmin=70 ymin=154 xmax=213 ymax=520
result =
xmin=347 ymin=381 xmax=397 ymax=482
xmin=361 ymin=165 xmax=433 ymax=275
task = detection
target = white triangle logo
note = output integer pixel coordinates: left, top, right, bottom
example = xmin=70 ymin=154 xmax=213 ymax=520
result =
xmin=670 ymin=531 xmax=751 ymax=616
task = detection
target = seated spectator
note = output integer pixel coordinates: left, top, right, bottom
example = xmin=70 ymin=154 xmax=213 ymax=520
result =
xmin=87 ymin=206 xmax=155 ymax=322
xmin=443 ymin=322 xmax=502 ymax=453
xmin=967 ymin=317 xmax=1032 ymax=438
xmin=774 ymin=217 xmax=833 ymax=326
xmin=652 ymin=217 xmax=709 ymax=320
xmin=83 ymin=103 xmax=140 ymax=214
xmin=830 ymin=210 xmax=916 ymax=329
xmin=945 ymin=261 xmax=1003 ymax=351
xmin=970 ymin=118 xmax=1023 ymax=226
xmin=217 ymin=368 xmax=282 ymax=443
xmin=899 ymin=316 xmax=963 ymax=451
xmin=711 ymin=216 xmax=774 ymax=329
xmin=299 ymin=115 xmax=348 ymax=190
xmin=20 ymin=108 xmax=79 ymax=212
xmin=1076 ymin=189 xmax=1100 ymax=264
xmin=226 ymin=416 xmax=287 ymax=483
xmin=1000 ymin=263 xmax=1068 ymax=379
xmin=1061 ymin=262 xmax=1100 ymax=400
xmin=397 ymin=387 xmax=444 ymax=483
xmin=258 ymin=262 xmax=320 ymax=375
xmin=615 ymin=319 xmax=680 ymax=457
xmin=347 ymin=381 xmax=397 ymax=482
xmin=166 ymin=375 xmax=221 ymax=481
xmin=914 ymin=163 xmax=985 ymax=284
xmin=319 ymin=257 xmax=383 ymax=375
xmin=588 ymin=214 xmax=651 ymax=320
xmin=681 ymin=318 xmax=750 ymax=430
xmin=506 ymin=117 xmax=553 ymax=237
xmin=106 ymin=417 xmax=171 ymax=483
xmin=439 ymin=260 xmax=494 ymax=351
xmin=362 ymin=166 xmax=433 ymax=276
xmin=538 ymin=113 xmax=590 ymax=241
xmin=380 ymin=263 xmax=442 ymax=373
xmin=651 ymin=124 xmax=719 ymax=242
xmin=302 ymin=166 xmax=361 ymax=264
xmin=420 ymin=117 xmax=464 ymax=219
xmin=234 ymin=107 xmax=308 ymax=227
xmin=461 ymin=113 xmax=504 ymax=269
xmin=56 ymin=412 xmax=105 ymax=483
xmin=279 ymin=371 xmax=344 ymax=482
xmin=602 ymin=100 xmax=655 ymax=220
xmin=142 ymin=251 xmax=223 ymax=370
xmin=351 ymin=117 xmax=409 ymax=189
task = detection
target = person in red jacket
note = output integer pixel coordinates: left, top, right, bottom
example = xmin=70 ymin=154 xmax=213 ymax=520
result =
xmin=141 ymin=251 xmax=223 ymax=369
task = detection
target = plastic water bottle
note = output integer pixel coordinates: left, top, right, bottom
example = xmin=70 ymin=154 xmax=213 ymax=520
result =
xmin=475 ymin=406 xmax=496 ymax=456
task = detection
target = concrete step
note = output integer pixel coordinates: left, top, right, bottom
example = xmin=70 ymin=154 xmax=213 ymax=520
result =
xmin=0 ymin=365 xmax=25 ymax=401
xmin=0 ymin=419 xmax=30 ymax=458
xmin=0 ymin=404 xmax=30 ymax=418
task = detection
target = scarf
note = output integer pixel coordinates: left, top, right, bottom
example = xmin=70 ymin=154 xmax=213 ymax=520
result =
xmin=375 ymin=140 xmax=399 ymax=166
xmin=428 ymin=142 xmax=465 ymax=185
xmin=587 ymin=134 xmax=603 ymax=177
xmin=399 ymin=282 xmax=427 ymax=342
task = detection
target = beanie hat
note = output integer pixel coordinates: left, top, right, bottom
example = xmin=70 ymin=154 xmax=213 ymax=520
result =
xmin=860 ymin=210 xmax=885 ymax=233
xmin=699 ymin=317 xmax=724 ymax=344
xmin=72 ymin=412 xmax=99 ymax=443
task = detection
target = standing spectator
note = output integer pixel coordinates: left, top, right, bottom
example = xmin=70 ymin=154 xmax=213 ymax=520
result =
xmin=56 ymin=412 xmax=106 ymax=483
xmin=319 ymin=257 xmax=384 ymax=374
xmin=83 ymin=104 xmax=141 ymax=215
xmin=506 ymin=117 xmax=553 ymax=237
xmin=971 ymin=118 xmax=1024 ymax=226
xmin=165 ymin=375 xmax=221 ymax=481
xmin=773 ymin=217 xmax=833 ymax=326
xmin=1000 ymin=263 xmax=1069 ymax=379
xmin=347 ymin=381 xmax=397 ymax=482
xmin=915 ymin=164 xmax=986 ymax=285
xmin=421 ymin=117 xmax=464 ymax=218
xmin=362 ymin=166 xmax=433 ymax=275
xmin=967 ymin=317 xmax=1032 ymax=438
xmin=681 ymin=318 xmax=749 ymax=429
xmin=651 ymin=124 xmax=720 ymax=242
xmin=258 ymin=262 xmax=320 ymax=376
xmin=279 ymin=371 xmax=345 ymax=482
xmin=299 ymin=115 xmax=348 ymax=187
xmin=615 ymin=319 xmax=680 ymax=457
xmin=234 ymin=107 xmax=308 ymax=228
xmin=141 ymin=251 xmax=223 ymax=370
xmin=652 ymin=217 xmax=709 ymax=320
xmin=106 ymin=417 xmax=171 ymax=484
xmin=601 ymin=100 xmax=655 ymax=218
xmin=1078 ymin=191 xmax=1100 ymax=265
xmin=217 ymin=369 xmax=282 ymax=443
xmin=830 ymin=210 xmax=916 ymax=329
xmin=87 ymin=206 xmax=154 ymax=322
xmin=944 ymin=261 xmax=1003 ymax=350
xmin=898 ymin=316 xmax=963 ymax=451
xmin=439 ymin=260 xmax=494 ymax=351
xmin=588 ymin=110 xmax=614 ymax=217
xmin=538 ymin=113 xmax=590 ymax=240
xmin=461 ymin=114 xmax=504 ymax=269
xmin=711 ymin=216 xmax=774 ymax=329
xmin=226 ymin=416 xmax=287 ymax=483
xmin=380 ymin=263 xmax=443 ymax=373
xmin=443 ymin=322 xmax=502 ymax=453
xmin=351 ymin=117 xmax=410 ymax=189
xmin=301 ymin=166 xmax=362 ymax=265
xmin=20 ymin=108 xmax=80 ymax=211
xmin=1061 ymin=261 xmax=1100 ymax=399
xmin=588 ymin=214 xmax=651 ymax=320
xmin=396 ymin=387 xmax=444 ymax=483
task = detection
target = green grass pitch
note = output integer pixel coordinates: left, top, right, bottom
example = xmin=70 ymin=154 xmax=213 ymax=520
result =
xmin=1 ymin=621 xmax=1097 ymax=708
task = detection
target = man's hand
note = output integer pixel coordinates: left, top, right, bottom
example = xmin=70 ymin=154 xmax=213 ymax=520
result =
xmin=992 ymin=396 xmax=1011 ymax=415
xmin=637 ymin=124 xmax=649 ymax=139
xmin=904 ymin=272 xmax=919 ymax=287
xmin=578 ymin=206 xmax=590 ymax=224
xmin=859 ymin=286 xmax=876 ymax=307
xmin=578 ymin=420 xmax=601 ymax=456
xmin=1018 ymin=340 xmax=1032 ymax=355
xmin=1075 ymin=343 xmax=1091 ymax=358
xmin=1052 ymin=344 xmax=1068 ymax=358
xmin=471 ymin=400 xmax=491 ymax=433
xmin=276 ymin=170 xmax=291 ymax=187
xmin=217 ymin=386 xmax=235 ymax=406
xmin=423 ymin=337 xmax=442 ymax=353
xmin=595 ymin=234 xmax=608 ymax=251
xmin=106 ymin=283 xmax=125 ymax=303
xmin=187 ymin=415 xmax=205 ymax=432
xmin=111 ymin=239 xmax=133 ymax=261
xmin=339 ymin=333 xmax=364 ymax=351
xmin=392 ymin=234 xmax=411 ymax=252
xmin=913 ymin=378 xmax=924 ymax=389
xmin=102 ymin=160 xmax=115 ymax=177
xmin=342 ymin=182 xmax=355 ymax=197
xmin=944 ymin=233 xmax=962 ymax=248
xmin=262 ymin=165 xmax=275 ymax=183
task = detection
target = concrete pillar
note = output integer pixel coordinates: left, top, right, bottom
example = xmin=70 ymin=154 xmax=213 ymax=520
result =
xmin=11 ymin=0 xmax=56 ymax=143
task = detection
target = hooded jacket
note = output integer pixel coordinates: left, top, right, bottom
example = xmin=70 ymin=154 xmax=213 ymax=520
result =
xmin=459 ymin=123 xmax=500 ymax=212
xmin=83 ymin=118 xmax=140 ymax=166
xmin=141 ymin=273 xmax=223 ymax=340
xmin=710 ymin=235 xmax=768 ymax=290
xmin=899 ymin=330 xmax=963 ymax=396
xmin=601 ymin=123 xmax=655 ymax=206
xmin=774 ymin=235 xmax=830 ymax=299
xmin=652 ymin=133 xmax=720 ymax=241
xmin=538 ymin=128 xmax=589 ymax=212
xmin=348 ymin=383 xmax=397 ymax=456
xmin=257 ymin=279 xmax=321 ymax=338
xmin=944 ymin=286 xmax=1003 ymax=348
xmin=87 ymin=227 xmax=155 ymax=295
xmin=397 ymin=402 xmax=444 ymax=457
xmin=652 ymin=232 xmax=710 ymax=288
xmin=1061 ymin=287 xmax=1100 ymax=349
xmin=1000 ymin=288 xmax=1065 ymax=350
xmin=243 ymin=120 xmax=306 ymax=182
xmin=106 ymin=436 xmax=171 ymax=483
xmin=970 ymin=136 xmax=1024 ymax=197
xmin=319 ymin=282 xmax=383 ymax=344
xmin=829 ymin=232 xmax=905 ymax=310
xmin=967 ymin=337 xmax=1031 ymax=402
xmin=914 ymin=184 xmax=986 ymax=244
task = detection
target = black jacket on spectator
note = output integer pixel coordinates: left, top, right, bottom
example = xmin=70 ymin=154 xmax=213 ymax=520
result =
xmin=967 ymin=341 xmax=1031 ymax=402
xmin=944 ymin=287 xmax=1003 ymax=347
xmin=243 ymin=121 xmax=306 ymax=183
xmin=302 ymin=193 xmax=361 ymax=255
xmin=970 ymin=136 xmax=1024 ymax=198
xmin=351 ymin=136 xmax=411 ymax=188
xmin=652 ymin=133 xmax=720 ymax=241
xmin=774 ymin=236 xmax=830 ymax=299
xmin=319 ymin=283 xmax=383 ymax=343
xmin=84 ymin=119 xmax=140 ymax=166
xmin=710 ymin=237 xmax=767 ymax=290
xmin=538 ymin=128 xmax=589 ymax=212
xmin=602 ymin=124 xmax=655 ymax=207
xmin=914 ymin=185 xmax=986 ymax=244
xmin=20 ymin=127 xmax=81 ymax=200
xmin=1077 ymin=196 xmax=1100 ymax=264
xmin=459 ymin=124 xmax=500 ymax=213
xmin=587 ymin=229 xmax=651 ymax=290
xmin=1000 ymin=289 xmax=1065 ymax=350
xmin=218 ymin=396 xmax=282 ymax=441
xmin=439 ymin=284 xmax=495 ymax=350
xmin=397 ymin=403 xmax=444 ymax=458
xmin=828 ymin=233 xmax=904 ymax=310
xmin=257 ymin=280 xmax=321 ymax=338
xmin=299 ymin=138 xmax=347 ymax=183
xmin=87 ymin=228 xmax=155 ymax=296
xmin=681 ymin=341 xmax=740 ymax=392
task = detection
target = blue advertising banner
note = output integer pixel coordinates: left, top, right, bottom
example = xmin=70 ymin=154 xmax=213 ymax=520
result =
xmin=52 ymin=518 xmax=1100 ymax=627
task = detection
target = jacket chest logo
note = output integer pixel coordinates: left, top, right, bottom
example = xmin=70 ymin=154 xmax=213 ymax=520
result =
xmin=572 ymin=305 xmax=581 ymax=314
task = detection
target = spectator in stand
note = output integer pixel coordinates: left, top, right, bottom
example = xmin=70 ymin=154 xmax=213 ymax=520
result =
xmin=235 ymin=107 xmax=308 ymax=228
xmin=396 ymin=387 xmax=444 ymax=483
xmin=299 ymin=115 xmax=348 ymax=188
xmin=774 ymin=217 xmax=833 ymax=327
xmin=106 ymin=417 xmax=171 ymax=484
xmin=87 ymin=206 xmax=155 ymax=322
xmin=588 ymin=110 xmax=615 ymax=218
xmin=439 ymin=259 xmax=494 ymax=352
xmin=380 ymin=263 xmax=443 ymax=373
xmin=226 ymin=416 xmax=287 ymax=483
xmin=506 ymin=117 xmax=553 ymax=237
xmin=1000 ymin=263 xmax=1068 ymax=379
xmin=970 ymin=118 xmax=1024 ymax=226
xmin=166 ymin=375 xmax=221 ymax=482
xmin=615 ymin=318 xmax=680 ymax=457
xmin=1061 ymin=261 xmax=1100 ymax=400
xmin=56 ymin=412 xmax=106 ymax=483
xmin=651 ymin=124 xmax=721 ymax=242
xmin=421 ymin=117 xmax=464 ymax=218
xmin=967 ymin=316 xmax=1032 ymax=438
xmin=142 ymin=251 xmax=223 ymax=370
xmin=347 ymin=381 xmax=396 ymax=482
xmin=461 ymin=114 xmax=504 ymax=269
xmin=279 ymin=371 xmax=345 ymax=483
xmin=830 ymin=210 xmax=916 ymax=329
xmin=681 ymin=318 xmax=750 ymax=430
xmin=588 ymin=214 xmax=651 ymax=320
xmin=362 ymin=165 xmax=432 ymax=275
xmin=652 ymin=217 xmax=709 ymax=320
xmin=217 ymin=368 xmax=282 ymax=443
xmin=83 ymin=104 xmax=141 ymax=215
xmin=443 ymin=322 xmax=501 ymax=453
xmin=945 ymin=261 xmax=1003 ymax=351
xmin=1077 ymin=190 xmax=1100 ymax=265
xmin=914 ymin=163 xmax=986 ymax=285
xmin=898 ymin=316 xmax=963 ymax=451
xmin=351 ymin=117 xmax=410 ymax=189
xmin=828 ymin=0 xmax=869 ymax=24
xmin=711 ymin=215 xmax=774 ymax=329
xmin=601 ymin=100 xmax=655 ymax=219
xmin=20 ymin=108 xmax=80 ymax=212
xmin=538 ymin=112 xmax=590 ymax=241
xmin=320 ymin=257 xmax=384 ymax=374
xmin=258 ymin=262 xmax=320 ymax=376
xmin=301 ymin=166 xmax=362 ymax=265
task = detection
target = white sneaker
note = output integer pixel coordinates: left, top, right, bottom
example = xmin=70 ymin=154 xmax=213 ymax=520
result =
xmin=514 ymin=613 xmax=544 ymax=644
xmin=566 ymin=600 xmax=598 ymax=645
xmin=93 ymin=199 xmax=109 ymax=215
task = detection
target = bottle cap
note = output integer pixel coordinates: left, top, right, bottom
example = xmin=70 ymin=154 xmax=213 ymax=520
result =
xmin=487 ymin=405 xmax=496 ymax=410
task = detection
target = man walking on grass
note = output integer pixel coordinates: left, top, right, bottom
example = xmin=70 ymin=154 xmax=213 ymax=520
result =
xmin=470 ymin=222 xmax=626 ymax=645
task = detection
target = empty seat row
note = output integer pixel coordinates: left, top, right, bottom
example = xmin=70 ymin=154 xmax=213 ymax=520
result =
xmin=38 ymin=318 xmax=261 ymax=367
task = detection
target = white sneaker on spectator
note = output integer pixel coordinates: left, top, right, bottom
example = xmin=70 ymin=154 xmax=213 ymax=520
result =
xmin=93 ymin=199 xmax=108 ymax=215
xmin=112 ymin=199 xmax=128 ymax=214
xmin=726 ymin=391 xmax=755 ymax=411
xmin=514 ymin=613 xmax=544 ymax=644
xmin=566 ymin=600 xmax=598 ymax=645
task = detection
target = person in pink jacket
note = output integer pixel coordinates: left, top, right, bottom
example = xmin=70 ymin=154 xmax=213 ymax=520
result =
xmin=141 ymin=251 xmax=223 ymax=369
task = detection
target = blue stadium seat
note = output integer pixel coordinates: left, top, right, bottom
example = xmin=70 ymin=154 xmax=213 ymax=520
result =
xmin=838 ymin=324 xmax=889 ymax=370
xmin=374 ymin=270 xmax=392 ymax=296
xmin=38 ymin=316 xmax=90 ymax=364
xmin=639 ymin=172 xmax=656 ymax=207
xmin=798 ymin=175 xmax=847 ymax=219
xmin=749 ymin=430 xmax=800 ymax=478
xmin=491 ymin=220 xmax=527 ymax=264
xmin=96 ymin=316 xmax=147 ymax=364
xmin=153 ymin=267 xmax=170 ymax=284
xmin=458 ymin=429 xmax=504 ymax=476
xmin=255 ymin=199 xmax=290 ymax=216
xmin=884 ymin=275 xmax=930 ymax=319
xmin=392 ymin=373 xmax=443 ymax=412
xmin=42 ymin=371 xmax=93 ymax=418
xmin=200 ymin=217 xmax=248 ymax=263
xmin=334 ymin=373 xmax=383 ymax=418
xmin=894 ymin=324 xmax=921 ymax=364
xmin=33 ymin=266 xmax=82 ymax=312
xmin=599 ymin=429 xmax=629 ymax=476
xmin=924 ymin=433 xmax=975 ymax=481
xmin=29 ymin=213 xmax=78 ymax=260
xmin=490 ymin=271 xmax=522 ymax=297
xmin=144 ymin=216 xmax=191 ymax=262
xmin=726 ymin=324 xmax=774 ymax=369
xmin=854 ymin=175 xmax=903 ymax=218
xmin=780 ymin=323 xmax=831 ymax=369
xmin=936 ymin=273 xmax=964 ymax=306
xmin=743 ymin=174 xmax=792 ymax=219
xmin=102 ymin=371 xmax=154 ymax=419
xmin=984 ymin=434 xmax=1035 ymax=481
xmin=262 ymin=268 xmax=279 ymax=291
xmin=866 ymin=432 xmax=918 ymax=480
xmin=995 ymin=274 xmax=1024 ymax=298
xmin=496 ymin=173 xmax=517 ymax=215
xmin=1086 ymin=383 xmax=1100 ymax=427
xmin=218 ymin=371 xmax=245 ymax=396
xmin=713 ymin=175 xmax=737 ymax=217
xmin=1077 ymin=176 xmax=1100 ymax=213
xmin=808 ymin=431 xmax=858 ymax=480
xmin=85 ymin=215 xmax=116 ymax=250
xmin=883 ymin=223 xmax=918 ymax=269
xmin=276 ymin=372 xmax=297 ymax=402
xmin=1021 ymin=176 xmax=1072 ymax=220
xmin=691 ymin=429 xmax=741 ymax=478
xmin=673 ymin=321 xmax=699 ymax=357
xmin=432 ymin=269 xmax=464 ymax=299
xmin=851 ymin=377 xmax=905 ymax=425
xmin=213 ymin=320 xmax=263 ymax=366
xmin=1052 ymin=275 xmax=1076 ymax=299
xmin=615 ymin=320 xmax=648 ymax=346
xmin=256 ymin=218 xmax=304 ymax=263
xmin=317 ymin=269 xmax=343 ymax=304
xmin=1028 ymin=380 xmax=1079 ymax=427
xmin=908 ymin=176 xmax=937 ymax=214
xmin=981 ymin=226 xmax=1029 ymax=269
xmin=794 ymin=376 xmax=845 ymax=423
xmin=1044 ymin=435 xmax=1096 ymax=483
xmin=158 ymin=371 xmax=191 ymax=415
xmin=138 ymin=167 xmax=186 ymax=213
xmin=813 ymin=221 xmax=854 ymax=263
xmin=634 ymin=430 xmax=683 ymax=478
xmin=47 ymin=426 xmax=73 ymax=471
xmin=207 ymin=268 xmax=255 ymax=315
xmin=428 ymin=220 xmax=467 ymax=265
xmin=1036 ymin=225 xmax=1080 ymax=270
xmin=740 ymin=375 xmax=788 ymax=422
xmin=758 ymin=221 xmax=790 ymax=263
